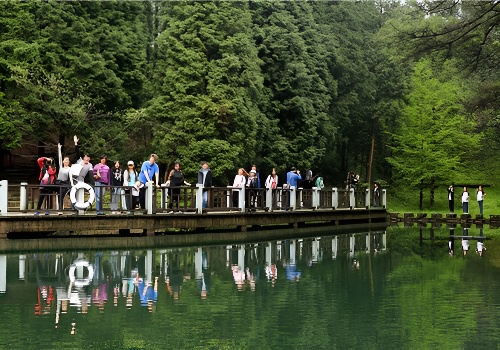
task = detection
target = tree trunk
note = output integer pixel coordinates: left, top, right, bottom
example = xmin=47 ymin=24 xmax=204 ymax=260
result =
xmin=430 ymin=179 xmax=435 ymax=207
xmin=367 ymin=132 xmax=375 ymax=190
xmin=419 ymin=180 xmax=423 ymax=210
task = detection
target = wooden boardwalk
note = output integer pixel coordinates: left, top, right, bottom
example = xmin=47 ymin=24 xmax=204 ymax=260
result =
xmin=0 ymin=208 xmax=387 ymax=238
xmin=389 ymin=212 xmax=500 ymax=228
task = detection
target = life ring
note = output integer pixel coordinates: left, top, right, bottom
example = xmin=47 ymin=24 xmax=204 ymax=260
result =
xmin=68 ymin=259 xmax=94 ymax=288
xmin=70 ymin=181 xmax=95 ymax=210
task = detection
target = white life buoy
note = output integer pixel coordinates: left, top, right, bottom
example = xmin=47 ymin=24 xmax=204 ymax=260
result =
xmin=68 ymin=259 xmax=94 ymax=288
xmin=70 ymin=181 xmax=95 ymax=210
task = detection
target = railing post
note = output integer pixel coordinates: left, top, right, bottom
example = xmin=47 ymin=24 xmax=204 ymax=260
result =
xmin=332 ymin=187 xmax=338 ymax=209
xmin=365 ymin=188 xmax=370 ymax=209
xmin=298 ymin=188 xmax=303 ymax=209
xmin=0 ymin=255 xmax=6 ymax=293
xmin=349 ymin=188 xmax=355 ymax=209
xmin=312 ymin=187 xmax=319 ymax=209
xmin=146 ymin=182 xmax=153 ymax=215
xmin=20 ymin=182 xmax=28 ymax=211
xmin=77 ymin=186 xmax=85 ymax=215
xmin=266 ymin=188 xmax=273 ymax=211
xmin=196 ymin=184 xmax=203 ymax=214
xmin=382 ymin=189 xmax=387 ymax=208
xmin=226 ymin=187 xmax=231 ymax=209
xmin=161 ymin=184 xmax=168 ymax=210
xmin=290 ymin=187 xmax=297 ymax=211
xmin=0 ymin=180 xmax=7 ymax=215
xmin=238 ymin=186 xmax=246 ymax=212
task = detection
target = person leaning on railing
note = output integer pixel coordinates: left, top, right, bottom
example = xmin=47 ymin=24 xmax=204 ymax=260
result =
xmin=138 ymin=154 xmax=160 ymax=210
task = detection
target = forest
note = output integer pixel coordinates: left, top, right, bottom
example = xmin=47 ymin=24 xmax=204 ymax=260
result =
xmin=0 ymin=0 xmax=499 ymax=190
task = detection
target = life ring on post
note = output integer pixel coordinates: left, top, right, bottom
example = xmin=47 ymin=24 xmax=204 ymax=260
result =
xmin=68 ymin=259 xmax=94 ymax=288
xmin=70 ymin=181 xmax=95 ymax=210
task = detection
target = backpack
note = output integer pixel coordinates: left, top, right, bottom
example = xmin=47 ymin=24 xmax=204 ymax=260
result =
xmin=315 ymin=177 xmax=324 ymax=189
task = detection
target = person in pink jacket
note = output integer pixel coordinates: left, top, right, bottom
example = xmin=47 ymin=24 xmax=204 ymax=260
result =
xmin=35 ymin=157 xmax=57 ymax=215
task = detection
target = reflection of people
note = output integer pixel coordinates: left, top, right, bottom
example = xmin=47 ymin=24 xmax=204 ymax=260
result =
xmin=138 ymin=277 xmax=158 ymax=312
xmin=461 ymin=187 xmax=469 ymax=214
xmin=462 ymin=229 xmax=469 ymax=256
xmin=166 ymin=254 xmax=184 ymax=301
xmin=476 ymin=185 xmax=485 ymax=216
xmin=265 ymin=264 xmax=277 ymax=287
xmin=447 ymin=185 xmax=454 ymax=213
xmin=448 ymin=229 xmax=455 ymax=256
xmin=232 ymin=265 xmax=246 ymax=291
xmin=476 ymin=231 xmax=486 ymax=256
xmin=284 ymin=262 xmax=301 ymax=281
xmin=352 ymin=259 xmax=360 ymax=269
xmin=476 ymin=241 xmax=486 ymax=256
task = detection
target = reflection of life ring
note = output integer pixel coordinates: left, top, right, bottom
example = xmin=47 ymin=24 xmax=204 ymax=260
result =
xmin=70 ymin=181 xmax=95 ymax=210
xmin=68 ymin=259 xmax=94 ymax=288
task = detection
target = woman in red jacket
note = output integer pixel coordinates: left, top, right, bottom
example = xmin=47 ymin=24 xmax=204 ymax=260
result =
xmin=35 ymin=157 xmax=57 ymax=215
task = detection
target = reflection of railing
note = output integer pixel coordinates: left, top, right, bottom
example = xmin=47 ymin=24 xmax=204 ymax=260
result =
xmin=0 ymin=180 xmax=387 ymax=215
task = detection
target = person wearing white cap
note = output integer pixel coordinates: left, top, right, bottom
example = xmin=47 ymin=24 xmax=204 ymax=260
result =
xmin=247 ymin=170 xmax=258 ymax=207
xmin=123 ymin=160 xmax=139 ymax=212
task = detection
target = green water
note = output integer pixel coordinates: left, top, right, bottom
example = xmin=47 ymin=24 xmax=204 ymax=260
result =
xmin=0 ymin=226 xmax=499 ymax=350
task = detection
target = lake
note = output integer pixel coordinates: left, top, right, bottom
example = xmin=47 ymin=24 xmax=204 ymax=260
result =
xmin=0 ymin=225 xmax=499 ymax=349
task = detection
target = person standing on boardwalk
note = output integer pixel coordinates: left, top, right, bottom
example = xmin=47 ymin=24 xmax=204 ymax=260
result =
xmin=250 ymin=164 xmax=261 ymax=188
xmin=123 ymin=160 xmax=139 ymax=212
xmin=138 ymin=154 xmax=160 ymax=210
xmin=461 ymin=186 xmax=469 ymax=214
xmin=35 ymin=156 xmax=57 ymax=215
xmin=197 ymin=161 xmax=212 ymax=209
xmin=93 ymin=156 xmax=110 ymax=215
xmin=110 ymin=161 xmax=123 ymax=214
xmin=476 ymin=185 xmax=485 ymax=216
xmin=232 ymin=168 xmax=247 ymax=207
xmin=373 ymin=182 xmax=381 ymax=207
xmin=447 ymin=185 xmax=455 ymax=212
xmin=167 ymin=162 xmax=191 ymax=209
xmin=265 ymin=168 xmax=278 ymax=190
xmin=55 ymin=135 xmax=80 ymax=213
xmin=286 ymin=167 xmax=302 ymax=188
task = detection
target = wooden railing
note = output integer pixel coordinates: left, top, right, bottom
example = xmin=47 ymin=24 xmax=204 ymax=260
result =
xmin=0 ymin=180 xmax=386 ymax=215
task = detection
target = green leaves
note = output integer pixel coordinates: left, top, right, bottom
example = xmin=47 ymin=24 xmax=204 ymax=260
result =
xmin=386 ymin=59 xmax=481 ymax=187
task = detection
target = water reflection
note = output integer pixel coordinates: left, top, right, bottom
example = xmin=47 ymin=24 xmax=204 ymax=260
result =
xmin=1 ymin=227 xmax=498 ymax=349
xmin=446 ymin=227 xmax=488 ymax=257
xmin=2 ymin=231 xmax=388 ymax=313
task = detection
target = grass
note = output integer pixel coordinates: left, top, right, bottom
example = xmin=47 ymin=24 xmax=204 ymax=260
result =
xmin=387 ymin=184 xmax=500 ymax=216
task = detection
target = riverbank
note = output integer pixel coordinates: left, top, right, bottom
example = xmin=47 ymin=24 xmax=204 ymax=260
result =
xmin=387 ymin=184 xmax=500 ymax=216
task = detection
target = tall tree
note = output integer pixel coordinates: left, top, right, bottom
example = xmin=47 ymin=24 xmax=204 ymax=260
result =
xmin=148 ymin=1 xmax=264 ymax=183
xmin=386 ymin=59 xmax=481 ymax=197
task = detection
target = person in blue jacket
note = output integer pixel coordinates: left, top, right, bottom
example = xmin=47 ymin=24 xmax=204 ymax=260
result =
xmin=286 ymin=167 xmax=302 ymax=188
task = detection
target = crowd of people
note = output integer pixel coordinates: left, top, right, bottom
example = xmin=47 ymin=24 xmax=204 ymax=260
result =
xmin=448 ymin=184 xmax=486 ymax=215
xmin=33 ymin=137 xmax=328 ymax=214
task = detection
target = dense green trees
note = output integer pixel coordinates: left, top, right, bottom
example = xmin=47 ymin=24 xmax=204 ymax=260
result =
xmin=0 ymin=0 xmax=499 ymax=189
